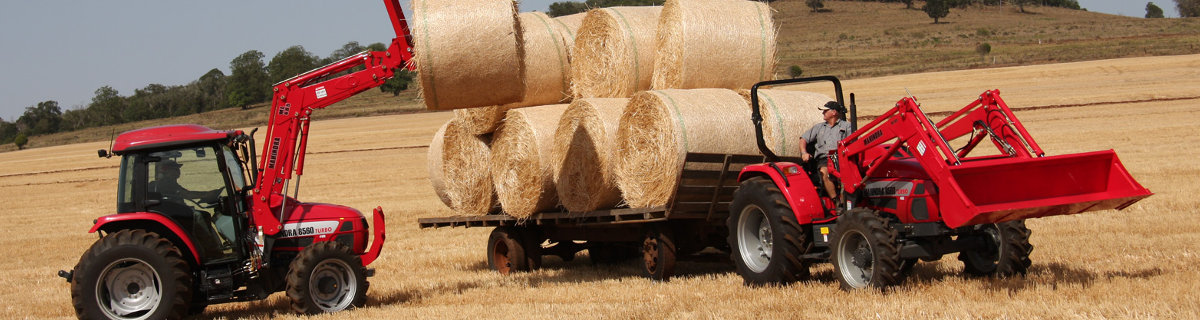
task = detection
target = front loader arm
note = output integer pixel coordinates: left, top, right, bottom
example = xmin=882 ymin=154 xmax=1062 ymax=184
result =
xmin=835 ymin=97 xmax=960 ymax=195
xmin=251 ymin=0 xmax=414 ymax=235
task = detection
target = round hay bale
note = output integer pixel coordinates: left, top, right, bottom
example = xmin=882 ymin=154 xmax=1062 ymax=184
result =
xmin=451 ymin=12 xmax=574 ymax=135
xmin=491 ymin=104 xmax=570 ymax=218
xmin=411 ymin=0 xmax=525 ymax=110
xmin=570 ymin=6 xmax=662 ymax=99
xmin=553 ymin=12 xmax=587 ymax=50
xmin=652 ymin=0 xmax=776 ymax=90
xmin=551 ymin=98 xmax=629 ymax=212
xmin=738 ymin=89 xmax=831 ymax=158
xmin=442 ymin=119 xmax=496 ymax=215
xmin=427 ymin=120 xmax=452 ymax=207
xmin=614 ymin=89 xmax=759 ymax=208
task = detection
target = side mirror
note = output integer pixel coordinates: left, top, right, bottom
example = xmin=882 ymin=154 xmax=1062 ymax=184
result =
xmin=146 ymin=199 xmax=161 ymax=207
xmin=97 ymin=149 xmax=109 ymax=158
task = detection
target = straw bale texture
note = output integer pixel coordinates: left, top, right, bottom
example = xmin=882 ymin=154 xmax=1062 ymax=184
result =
xmin=441 ymin=119 xmax=496 ymax=215
xmin=411 ymin=0 xmax=525 ymax=110
xmin=738 ymin=89 xmax=831 ymax=157
xmin=451 ymin=12 xmax=574 ymax=135
xmin=652 ymin=0 xmax=776 ymax=90
xmin=491 ymin=104 xmax=570 ymax=218
xmin=551 ymin=98 xmax=630 ymax=212
xmin=614 ymin=89 xmax=758 ymax=208
xmin=570 ymin=6 xmax=662 ymax=99
xmin=553 ymin=13 xmax=587 ymax=55
xmin=427 ymin=120 xmax=452 ymax=207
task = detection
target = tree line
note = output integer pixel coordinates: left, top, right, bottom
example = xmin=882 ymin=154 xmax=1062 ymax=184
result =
xmin=1 ymin=41 xmax=414 ymax=149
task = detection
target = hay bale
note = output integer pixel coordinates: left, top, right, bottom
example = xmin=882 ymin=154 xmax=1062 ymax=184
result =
xmin=613 ymin=89 xmax=758 ymax=208
xmin=652 ymin=0 xmax=776 ymax=90
xmin=491 ymin=104 xmax=570 ymax=218
xmin=570 ymin=6 xmax=662 ymax=99
xmin=411 ymin=0 xmax=525 ymax=110
xmin=427 ymin=120 xmax=452 ymax=207
xmin=738 ymin=89 xmax=831 ymax=157
xmin=553 ymin=12 xmax=587 ymax=55
xmin=441 ymin=119 xmax=496 ymax=215
xmin=552 ymin=98 xmax=629 ymax=212
xmin=451 ymin=12 xmax=574 ymax=135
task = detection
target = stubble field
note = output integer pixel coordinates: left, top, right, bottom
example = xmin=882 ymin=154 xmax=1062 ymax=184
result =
xmin=2 ymin=54 xmax=1198 ymax=319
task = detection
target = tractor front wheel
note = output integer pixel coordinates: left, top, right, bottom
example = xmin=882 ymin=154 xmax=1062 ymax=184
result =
xmin=727 ymin=177 xmax=812 ymax=286
xmin=71 ymin=229 xmax=193 ymax=320
xmin=832 ymin=208 xmax=904 ymax=290
xmin=960 ymin=220 xmax=1033 ymax=277
xmin=286 ymin=242 xmax=368 ymax=314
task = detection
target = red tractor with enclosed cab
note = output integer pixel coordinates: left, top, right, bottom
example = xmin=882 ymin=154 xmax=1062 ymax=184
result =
xmin=728 ymin=76 xmax=1153 ymax=289
xmin=57 ymin=1 xmax=414 ymax=317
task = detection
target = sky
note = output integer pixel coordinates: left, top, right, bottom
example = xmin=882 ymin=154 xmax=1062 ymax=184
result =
xmin=0 ymin=0 xmax=1181 ymax=121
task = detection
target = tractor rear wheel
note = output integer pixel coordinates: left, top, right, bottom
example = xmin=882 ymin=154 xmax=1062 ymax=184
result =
xmin=727 ymin=177 xmax=812 ymax=286
xmin=487 ymin=227 xmax=531 ymax=275
xmin=832 ymin=208 xmax=904 ymax=290
xmin=960 ymin=220 xmax=1033 ymax=277
xmin=641 ymin=227 xmax=677 ymax=281
xmin=286 ymin=242 xmax=368 ymax=314
xmin=71 ymin=229 xmax=192 ymax=320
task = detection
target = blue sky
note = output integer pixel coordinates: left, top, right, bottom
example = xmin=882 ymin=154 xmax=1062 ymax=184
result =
xmin=0 ymin=0 xmax=1183 ymax=121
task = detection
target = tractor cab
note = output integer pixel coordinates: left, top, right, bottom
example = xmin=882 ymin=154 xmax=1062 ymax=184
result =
xmin=108 ymin=124 xmax=256 ymax=264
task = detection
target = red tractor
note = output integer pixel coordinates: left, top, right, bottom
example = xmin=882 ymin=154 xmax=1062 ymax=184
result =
xmin=57 ymin=1 xmax=414 ymax=317
xmin=728 ymin=77 xmax=1152 ymax=289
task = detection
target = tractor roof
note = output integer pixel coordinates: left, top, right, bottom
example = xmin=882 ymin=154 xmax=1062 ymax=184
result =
xmin=112 ymin=124 xmax=239 ymax=154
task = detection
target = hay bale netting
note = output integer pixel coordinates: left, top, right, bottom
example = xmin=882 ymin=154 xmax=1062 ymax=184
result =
xmin=571 ymin=6 xmax=662 ymax=99
xmin=441 ymin=119 xmax=496 ymax=215
xmin=614 ymin=89 xmax=758 ymax=208
xmin=553 ymin=12 xmax=587 ymax=54
xmin=738 ymin=89 xmax=831 ymax=158
xmin=652 ymin=0 xmax=776 ymax=90
xmin=411 ymin=0 xmax=525 ymax=110
xmin=452 ymin=12 xmax=574 ymax=135
xmin=491 ymin=104 xmax=570 ymax=218
xmin=427 ymin=120 xmax=453 ymax=207
xmin=551 ymin=98 xmax=630 ymax=212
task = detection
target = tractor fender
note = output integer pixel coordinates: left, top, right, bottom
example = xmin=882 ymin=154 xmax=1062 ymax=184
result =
xmin=738 ymin=163 xmax=824 ymax=224
xmin=89 ymin=213 xmax=201 ymax=265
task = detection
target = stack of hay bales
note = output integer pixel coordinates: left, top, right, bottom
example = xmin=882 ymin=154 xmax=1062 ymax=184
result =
xmin=570 ymin=6 xmax=662 ymax=98
xmin=411 ymin=0 xmax=526 ymax=110
xmin=739 ymin=89 xmax=830 ymax=158
xmin=652 ymin=0 xmax=776 ymax=90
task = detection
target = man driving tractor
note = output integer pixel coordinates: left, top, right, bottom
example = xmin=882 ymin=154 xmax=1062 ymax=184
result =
xmin=799 ymin=101 xmax=851 ymax=203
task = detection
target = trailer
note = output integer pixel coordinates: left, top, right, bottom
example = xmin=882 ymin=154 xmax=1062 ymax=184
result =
xmin=418 ymin=152 xmax=786 ymax=281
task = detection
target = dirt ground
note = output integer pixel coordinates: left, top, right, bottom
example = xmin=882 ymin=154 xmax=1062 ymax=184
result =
xmin=2 ymin=54 xmax=1198 ymax=319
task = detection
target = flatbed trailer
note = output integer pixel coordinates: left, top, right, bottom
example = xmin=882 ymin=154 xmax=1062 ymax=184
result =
xmin=417 ymin=152 xmax=797 ymax=280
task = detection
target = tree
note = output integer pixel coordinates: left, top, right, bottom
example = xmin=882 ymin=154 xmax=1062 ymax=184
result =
xmin=16 ymin=100 xmax=63 ymax=135
xmin=380 ymin=70 xmax=415 ymax=96
xmin=976 ymin=42 xmax=992 ymax=62
xmin=549 ymin=2 xmax=589 ymax=17
xmin=195 ymin=68 xmax=227 ymax=111
xmin=788 ymin=65 xmax=803 ymax=78
xmin=267 ymin=45 xmax=320 ymax=84
xmin=902 ymin=0 xmax=915 ymax=9
xmin=806 ymin=0 xmax=824 ymax=12
xmin=325 ymin=41 xmax=367 ymax=65
xmin=924 ymin=0 xmax=950 ymax=23
xmin=0 ymin=119 xmax=17 ymax=144
xmin=60 ymin=108 xmax=92 ymax=132
xmin=89 ymin=86 xmax=126 ymax=126
xmin=14 ymin=133 xmax=28 ymax=150
xmin=1177 ymin=0 xmax=1200 ymax=17
xmin=1013 ymin=0 xmax=1033 ymax=13
xmin=227 ymin=50 xmax=270 ymax=109
xmin=1146 ymin=2 xmax=1165 ymax=18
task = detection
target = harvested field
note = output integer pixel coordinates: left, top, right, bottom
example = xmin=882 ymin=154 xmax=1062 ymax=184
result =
xmin=2 ymin=55 xmax=1198 ymax=318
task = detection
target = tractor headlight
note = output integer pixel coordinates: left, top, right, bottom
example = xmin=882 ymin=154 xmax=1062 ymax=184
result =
xmin=784 ymin=166 xmax=802 ymax=176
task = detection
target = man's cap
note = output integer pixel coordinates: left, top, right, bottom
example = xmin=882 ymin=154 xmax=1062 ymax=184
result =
xmin=818 ymin=101 xmax=846 ymax=113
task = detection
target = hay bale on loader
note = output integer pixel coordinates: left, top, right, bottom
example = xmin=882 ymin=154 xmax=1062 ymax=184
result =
xmin=738 ymin=89 xmax=830 ymax=157
xmin=411 ymin=0 xmax=525 ymax=110
xmin=434 ymin=119 xmax=497 ymax=215
xmin=491 ymin=104 xmax=571 ymax=218
xmin=552 ymin=98 xmax=629 ymax=212
xmin=571 ymin=6 xmax=662 ymax=99
xmin=652 ymin=0 xmax=776 ymax=90
xmin=453 ymin=11 xmax=575 ymax=135
xmin=613 ymin=89 xmax=759 ymax=208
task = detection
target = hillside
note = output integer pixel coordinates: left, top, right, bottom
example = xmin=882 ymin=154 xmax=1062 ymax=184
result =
xmin=5 ymin=1 xmax=1198 ymax=152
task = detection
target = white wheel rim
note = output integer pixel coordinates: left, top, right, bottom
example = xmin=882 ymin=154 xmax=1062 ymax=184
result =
xmin=97 ymin=258 xmax=162 ymax=320
xmin=837 ymin=230 xmax=873 ymax=289
xmin=310 ymin=258 xmax=357 ymax=312
xmin=737 ymin=204 xmax=773 ymax=273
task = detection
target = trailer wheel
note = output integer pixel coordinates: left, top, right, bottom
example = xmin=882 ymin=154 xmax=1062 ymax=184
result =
xmin=71 ymin=229 xmax=192 ymax=320
xmin=286 ymin=241 xmax=368 ymax=314
xmin=960 ymin=220 xmax=1033 ymax=277
xmin=487 ymin=227 xmax=531 ymax=275
xmin=641 ymin=227 xmax=677 ymax=281
xmin=727 ymin=177 xmax=812 ymax=286
xmin=832 ymin=208 xmax=904 ymax=290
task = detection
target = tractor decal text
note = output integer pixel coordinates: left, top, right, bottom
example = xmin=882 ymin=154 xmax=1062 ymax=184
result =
xmin=268 ymin=137 xmax=281 ymax=169
xmin=279 ymin=221 xmax=340 ymax=239
xmin=864 ymin=180 xmax=914 ymax=198
xmin=863 ymin=130 xmax=885 ymax=145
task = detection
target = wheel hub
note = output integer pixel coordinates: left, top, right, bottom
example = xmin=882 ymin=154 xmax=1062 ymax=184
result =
xmin=309 ymin=259 xmax=355 ymax=312
xmin=98 ymin=259 xmax=162 ymax=318
xmin=852 ymin=245 xmax=874 ymax=269
xmin=736 ymin=205 xmax=773 ymax=273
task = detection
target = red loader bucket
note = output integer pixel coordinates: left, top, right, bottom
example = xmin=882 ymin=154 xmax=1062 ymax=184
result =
xmin=942 ymin=150 xmax=1152 ymax=228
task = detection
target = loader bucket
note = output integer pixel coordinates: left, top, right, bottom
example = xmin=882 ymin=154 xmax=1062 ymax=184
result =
xmin=942 ymin=150 xmax=1151 ymax=228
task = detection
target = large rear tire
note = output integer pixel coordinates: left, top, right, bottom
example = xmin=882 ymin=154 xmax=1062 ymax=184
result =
xmin=727 ymin=177 xmax=812 ymax=286
xmin=960 ymin=220 xmax=1033 ymax=277
xmin=286 ymin=241 xmax=368 ymax=314
xmin=71 ymin=229 xmax=193 ymax=320
xmin=832 ymin=208 xmax=904 ymax=290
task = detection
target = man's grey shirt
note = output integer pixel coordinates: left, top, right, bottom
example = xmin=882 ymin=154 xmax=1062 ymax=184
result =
xmin=801 ymin=119 xmax=851 ymax=159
